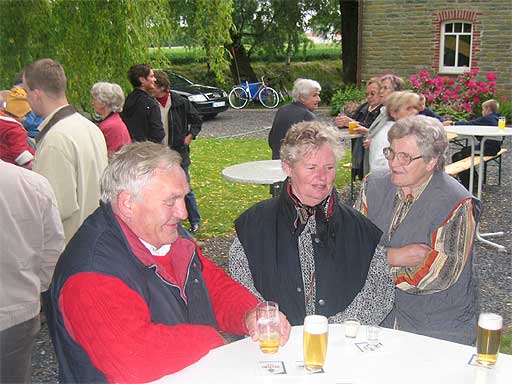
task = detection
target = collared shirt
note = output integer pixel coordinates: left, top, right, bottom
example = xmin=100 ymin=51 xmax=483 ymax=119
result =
xmin=139 ymin=238 xmax=171 ymax=256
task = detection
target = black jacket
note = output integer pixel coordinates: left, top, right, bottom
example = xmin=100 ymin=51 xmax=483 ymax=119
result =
xmin=268 ymin=102 xmax=315 ymax=159
xmin=120 ymin=88 xmax=164 ymax=143
xmin=235 ymin=186 xmax=382 ymax=325
xmin=165 ymin=92 xmax=202 ymax=165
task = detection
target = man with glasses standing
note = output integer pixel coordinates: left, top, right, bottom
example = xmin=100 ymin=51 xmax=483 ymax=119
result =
xmin=355 ymin=115 xmax=481 ymax=345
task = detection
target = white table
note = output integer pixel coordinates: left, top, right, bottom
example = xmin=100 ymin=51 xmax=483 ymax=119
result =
xmin=152 ymin=325 xmax=512 ymax=383
xmin=222 ymin=160 xmax=286 ymax=185
xmin=445 ymin=125 xmax=512 ymax=252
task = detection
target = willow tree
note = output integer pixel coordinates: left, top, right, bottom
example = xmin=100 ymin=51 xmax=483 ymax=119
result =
xmin=0 ymin=0 xmax=172 ymax=110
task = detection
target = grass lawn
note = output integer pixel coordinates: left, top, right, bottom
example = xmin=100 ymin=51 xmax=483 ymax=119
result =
xmin=189 ymin=138 xmax=351 ymax=239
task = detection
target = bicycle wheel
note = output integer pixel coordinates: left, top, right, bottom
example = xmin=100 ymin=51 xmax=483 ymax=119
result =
xmin=278 ymin=86 xmax=290 ymax=101
xmin=258 ymin=87 xmax=279 ymax=109
xmin=228 ymin=86 xmax=249 ymax=109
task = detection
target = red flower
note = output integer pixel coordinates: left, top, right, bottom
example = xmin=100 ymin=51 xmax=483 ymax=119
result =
xmin=486 ymin=72 xmax=497 ymax=81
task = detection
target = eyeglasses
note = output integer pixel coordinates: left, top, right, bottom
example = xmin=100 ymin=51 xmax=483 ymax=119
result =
xmin=383 ymin=147 xmax=423 ymax=166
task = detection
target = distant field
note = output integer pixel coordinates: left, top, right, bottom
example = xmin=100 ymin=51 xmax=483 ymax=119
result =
xmin=151 ymin=43 xmax=341 ymax=65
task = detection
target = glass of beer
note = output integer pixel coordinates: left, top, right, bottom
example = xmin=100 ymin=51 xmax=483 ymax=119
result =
xmin=498 ymin=117 xmax=506 ymax=130
xmin=303 ymin=315 xmax=328 ymax=372
xmin=256 ymin=301 xmax=280 ymax=354
xmin=476 ymin=313 xmax=503 ymax=367
xmin=348 ymin=121 xmax=358 ymax=134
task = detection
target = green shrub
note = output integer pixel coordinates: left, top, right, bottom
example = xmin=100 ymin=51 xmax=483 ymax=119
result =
xmin=435 ymin=105 xmax=471 ymax=121
xmin=330 ymin=85 xmax=366 ymax=116
xmin=499 ymin=97 xmax=512 ymax=122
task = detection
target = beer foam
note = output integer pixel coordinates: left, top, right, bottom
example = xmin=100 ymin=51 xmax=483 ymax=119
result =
xmin=304 ymin=315 xmax=328 ymax=334
xmin=478 ymin=313 xmax=503 ymax=330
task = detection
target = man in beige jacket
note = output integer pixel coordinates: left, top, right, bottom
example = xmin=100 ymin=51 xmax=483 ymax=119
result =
xmin=0 ymin=160 xmax=65 ymax=382
xmin=23 ymin=59 xmax=108 ymax=243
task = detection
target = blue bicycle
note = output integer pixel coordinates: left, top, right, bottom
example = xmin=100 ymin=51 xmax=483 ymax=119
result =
xmin=228 ymin=76 xmax=280 ymax=109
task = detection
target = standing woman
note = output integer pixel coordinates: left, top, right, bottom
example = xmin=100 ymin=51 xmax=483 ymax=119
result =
xmin=335 ymin=77 xmax=382 ymax=180
xmin=91 ymin=82 xmax=131 ymax=156
xmin=268 ymin=78 xmax=321 ymax=160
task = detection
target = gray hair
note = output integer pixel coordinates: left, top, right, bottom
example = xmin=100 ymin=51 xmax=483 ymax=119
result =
xmin=291 ymin=78 xmax=321 ymax=102
xmin=280 ymin=120 xmax=343 ymax=165
xmin=91 ymin=82 xmax=125 ymax=113
xmin=388 ymin=115 xmax=448 ymax=171
xmin=101 ymin=142 xmax=182 ymax=203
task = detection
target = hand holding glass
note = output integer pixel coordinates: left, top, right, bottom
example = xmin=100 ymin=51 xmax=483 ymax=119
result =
xmin=303 ymin=315 xmax=328 ymax=372
xmin=256 ymin=301 xmax=280 ymax=354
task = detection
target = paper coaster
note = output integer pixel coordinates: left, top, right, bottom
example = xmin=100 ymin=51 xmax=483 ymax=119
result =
xmin=258 ymin=361 xmax=287 ymax=375
xmin=355 ymin=341 xmax=383 ymax=353
xmin=467 ymin=354 xmax=493 ymax=369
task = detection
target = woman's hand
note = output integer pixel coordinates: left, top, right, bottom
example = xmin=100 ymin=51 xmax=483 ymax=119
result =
xmin=335 ymin=114 xmax=351 ymax=128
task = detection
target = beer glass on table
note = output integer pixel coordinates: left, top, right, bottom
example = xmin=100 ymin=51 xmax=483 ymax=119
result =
xmin=256 ymin=301 xmax=280 ymax=354
xmin=303 ymin=315 xmax=328 ymax=372
xmin=498 ymin=117 xmax=506 ymax=130
xmin=476 ymin=313 xmax=503 ymax=367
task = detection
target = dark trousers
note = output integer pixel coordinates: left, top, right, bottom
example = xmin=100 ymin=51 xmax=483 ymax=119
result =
xmin=182 ymin=164 xmax=201 ymax=226
xmin=0 ymin=315 xmax=40 ymax=383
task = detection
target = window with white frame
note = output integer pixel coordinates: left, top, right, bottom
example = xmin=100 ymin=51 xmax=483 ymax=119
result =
xmin=439 ymin=21 xmax=472 ymax=74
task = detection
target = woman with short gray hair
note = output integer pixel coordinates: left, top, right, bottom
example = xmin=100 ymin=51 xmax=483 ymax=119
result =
xmin=356 ymin=114 xmax=481 ymax=345
xmin=91 ymin=82 xmax=131 ymax=155
xmin=268 ymin=78 xmax=321 ymax=160
xmin=230 ymin=120 xmax=394 ymax=327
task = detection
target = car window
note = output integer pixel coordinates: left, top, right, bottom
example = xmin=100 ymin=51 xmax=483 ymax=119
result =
xmin=166 ymin=72 xmax=193 ymax=87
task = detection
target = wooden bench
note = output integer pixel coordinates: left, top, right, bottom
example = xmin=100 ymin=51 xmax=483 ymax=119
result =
xmin=445 ymin=148 xmax=508 ymax=185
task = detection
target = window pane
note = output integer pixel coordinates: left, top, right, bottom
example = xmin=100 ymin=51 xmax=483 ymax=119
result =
xmin=445 ymin=23 xmax=453 ymax=33
xmin=463 ymin=23 xmax=472 ymax=33
xmin=454 ymin=23 xmax=462 ymax=33
xmin=444 ymin=35 xmax=456 ymax=66
xmin=458 ymin=35 xmax=471 ymax=67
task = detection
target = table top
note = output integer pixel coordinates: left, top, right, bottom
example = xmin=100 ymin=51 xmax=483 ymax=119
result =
xmin=445 ymin=125 xmax=512 ymax=137
xmin=151 ymin=325 xmax=512 ymax=384
xmin=222 ymin=160 xmax=286 ymax=185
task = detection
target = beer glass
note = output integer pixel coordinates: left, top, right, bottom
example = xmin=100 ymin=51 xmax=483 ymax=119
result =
xmin=348 ymin=121 xmax=358 ymax=134
xmin=303 ymin=315 xmax=328 ymax=372
xmin=256 ymin=301 xmax=280 ymax=354
xmin=498 ymin=117 xmax=506 ymax=130
xmin=476 ymin=313 xmax=503 ymax=367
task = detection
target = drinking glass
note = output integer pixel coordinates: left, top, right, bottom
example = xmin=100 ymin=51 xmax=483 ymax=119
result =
xmin=498 ymin=117 xmax=506 ymax=130
xmin=303 ymin=315 xmax=329 ymax=372
xmin=348 ymin=121 xmax=358 ymax=134
xmin=256 ymin=301 xmax=280 ymax=354
xmin=343 ymin=318 xmax=360 ymax=338
xmin=476 ymin=313 xmax=503 ymax=367
xmin=366 ymin=325 xmax=381 ymax=347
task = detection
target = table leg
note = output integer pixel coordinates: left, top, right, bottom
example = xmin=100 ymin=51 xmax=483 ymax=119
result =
xmin=474 ymin=137 xmax=507 ymax=252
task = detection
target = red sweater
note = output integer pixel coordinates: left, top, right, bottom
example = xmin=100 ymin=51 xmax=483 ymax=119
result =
xmin=0 ymin=113 xmax=34 ymax=166
xmin=98 ymin=113 xmax=131 ymax=155
xmin=59 ymin=218 xmax=259 ymax=383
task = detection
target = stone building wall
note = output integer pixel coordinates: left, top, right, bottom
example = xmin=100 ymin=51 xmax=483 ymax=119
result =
xmin=360 ymin=0 xmax=512 ymax=98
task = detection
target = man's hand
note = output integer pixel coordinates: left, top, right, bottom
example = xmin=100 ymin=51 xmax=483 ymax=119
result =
xmin=363 ymin=137 xmax=371 ymax=149
xmin=244 ymin=306 xmax=292 ymax=346
xmin=387 ymin=243 xmax=431 ymax=267
xmin=354 ymin=126 xmax=369 ymax=135
xmin=335 ymin=114 xmax=351 ymax=128
xmin=184 ymin=134 xmax=193 ymax=145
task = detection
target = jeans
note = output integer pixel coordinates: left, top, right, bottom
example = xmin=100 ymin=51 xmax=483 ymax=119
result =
xmin=182 ymin=164 xmax=201 ymax=226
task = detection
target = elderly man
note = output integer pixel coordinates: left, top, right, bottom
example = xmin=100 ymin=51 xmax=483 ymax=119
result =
xmin=46 ymin=142 xmax=291 ymax=383
xmin=1 ymin=160 xmax=65 ymax=383
xmin=355 ymin=115 xmax=481 ymax=345
xmin=23 ymin=58 xmax=108 ymax=243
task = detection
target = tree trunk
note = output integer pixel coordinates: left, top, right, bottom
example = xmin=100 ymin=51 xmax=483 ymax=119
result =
xmin=226 ymin=32 xmax=258 ymax=84
xmin=339 ymin=0 xmax=358 ymax=85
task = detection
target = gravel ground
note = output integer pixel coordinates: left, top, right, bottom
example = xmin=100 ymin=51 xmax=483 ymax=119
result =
xmin=32 ymin=108 xmax=512 ymax=383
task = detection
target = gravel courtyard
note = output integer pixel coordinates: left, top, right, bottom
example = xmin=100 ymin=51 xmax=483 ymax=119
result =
xmin=32 ymin=108 xmax=512 ymax=383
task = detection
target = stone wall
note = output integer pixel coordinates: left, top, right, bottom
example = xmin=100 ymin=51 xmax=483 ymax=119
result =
xmin=360 ymin=0 xmax=512 ymax=98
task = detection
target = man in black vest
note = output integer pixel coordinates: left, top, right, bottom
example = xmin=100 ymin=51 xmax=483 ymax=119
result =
xmin=120 ymin=63 xmax=165 ymax=143
xmin=45 ymin=142 xmax=291 ymax=383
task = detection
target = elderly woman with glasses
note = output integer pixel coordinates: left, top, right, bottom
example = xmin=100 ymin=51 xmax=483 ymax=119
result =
xmin=355 ymin=115 xmax=482 ymax=345
xmin=230 ymin=121 xmax=394 ymax=326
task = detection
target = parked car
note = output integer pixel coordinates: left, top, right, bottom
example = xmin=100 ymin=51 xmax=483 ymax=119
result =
xmin=163 ymin=70 xmax=228 ymax=119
